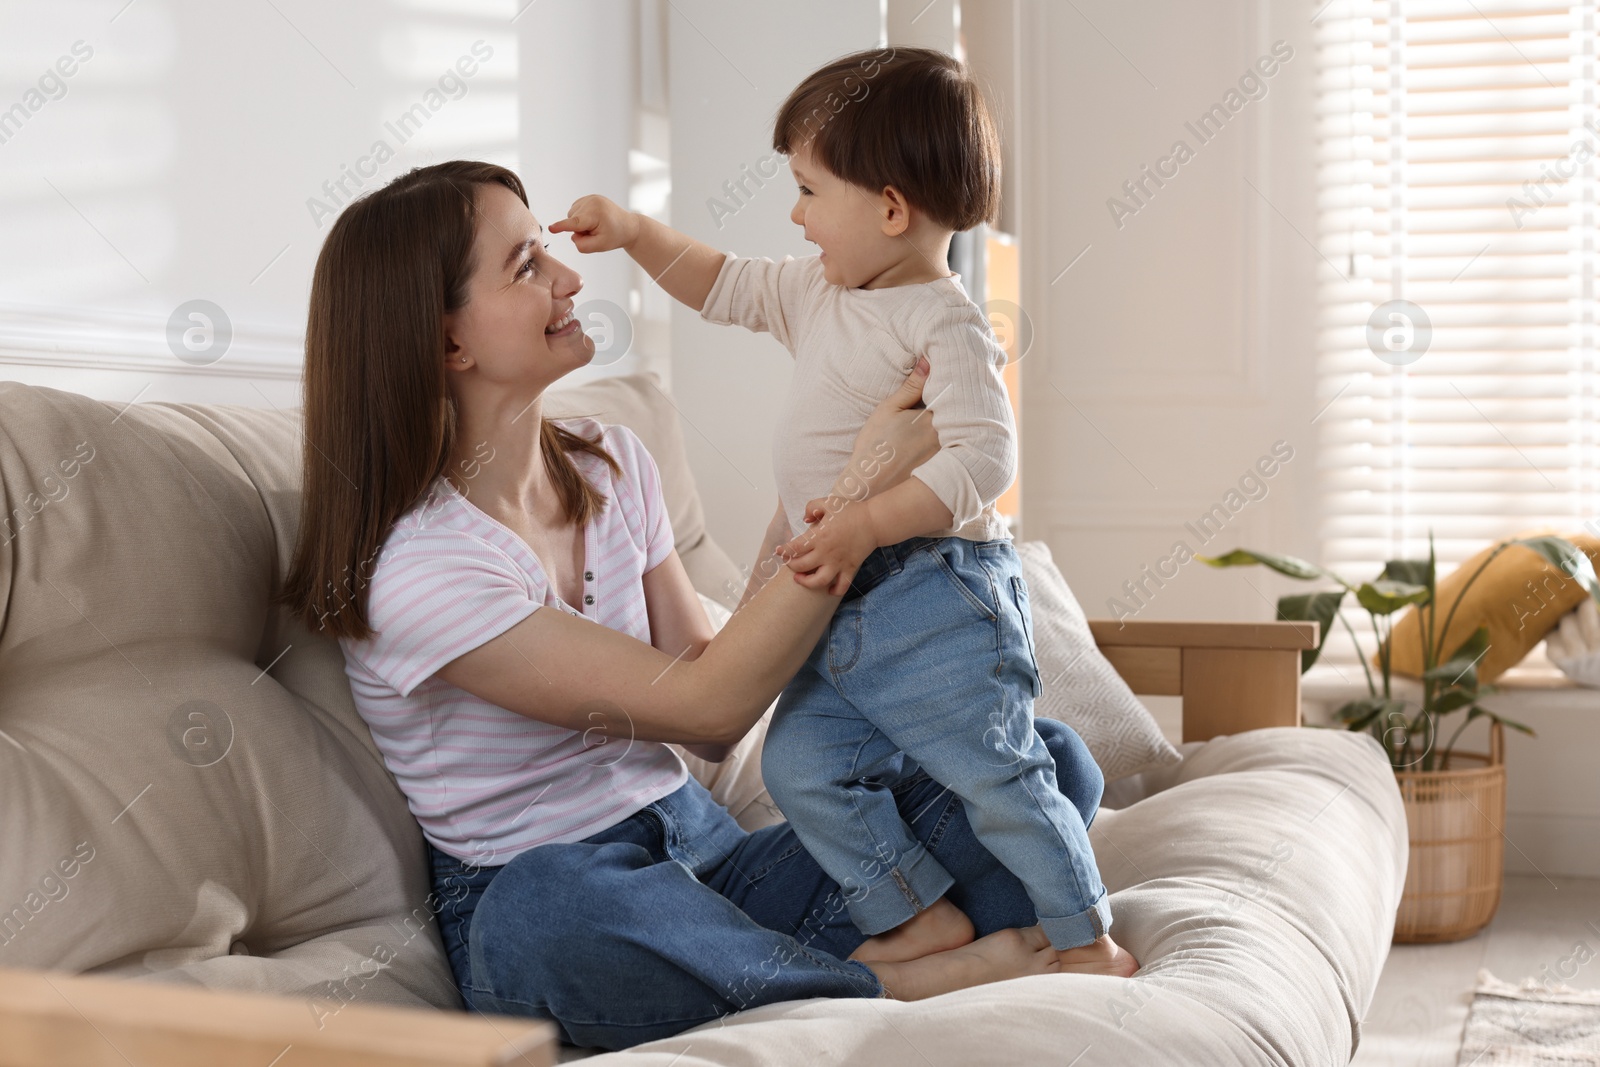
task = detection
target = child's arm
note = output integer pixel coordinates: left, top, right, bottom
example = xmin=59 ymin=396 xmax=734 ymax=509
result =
xmin=553 ymin=195 xmax=818 ymax=351
xmin=861 ymin=478 xmax=955 ymax=547
xmin=899 ymin=300 xmax=1018 ymax=535
xmin=550 ymin=195 xmax=725 ymax=312
xmin=776 ymin=477 xmax=955 ymax=596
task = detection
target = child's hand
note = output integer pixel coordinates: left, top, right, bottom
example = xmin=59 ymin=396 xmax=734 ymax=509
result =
xmin=775 ymin=496 xmax=879 ymax=597
xmin=550 ymin=195 xmax=640 ymax=254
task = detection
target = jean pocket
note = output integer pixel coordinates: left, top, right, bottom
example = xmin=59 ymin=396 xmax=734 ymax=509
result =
xmin=827 ymin=599 xmax=864 ymax=674
xmin=1008 ymin=575 xmax=1044 ymax=698
xmin=924 ymin=544 xmax=999 ymax=621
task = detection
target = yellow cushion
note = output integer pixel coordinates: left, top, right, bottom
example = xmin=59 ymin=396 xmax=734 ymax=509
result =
xmin=1384 ymin=530 xmax=1600 ymax=683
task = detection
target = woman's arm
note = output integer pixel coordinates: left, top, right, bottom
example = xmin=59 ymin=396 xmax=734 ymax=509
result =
xmin=643 ymin=546 xmax=717 ymax=665
xmin=640 ymin=546 xmax=726 ymax=762
xmin=735 ymin=498 xmax=793 ymax=613
xmin=434 ymin=552 xmax=832 ymax=747
xmin=433 ymin=361 xmax=939 ymax=748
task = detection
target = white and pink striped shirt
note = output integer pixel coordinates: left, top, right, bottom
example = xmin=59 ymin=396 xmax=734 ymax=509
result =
xmin=340 ymin=417 xmax=688 ymax=865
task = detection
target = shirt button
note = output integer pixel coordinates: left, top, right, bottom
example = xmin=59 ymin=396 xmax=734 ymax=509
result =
xmin=584 ymin=594 xmax=595 ymax=605
xmin=584 ymin=570 xmax=594 ymax=581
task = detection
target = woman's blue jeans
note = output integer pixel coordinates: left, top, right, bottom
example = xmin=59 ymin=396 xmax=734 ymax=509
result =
xmin=429 ymin=716 xmax=1104 ymax=1051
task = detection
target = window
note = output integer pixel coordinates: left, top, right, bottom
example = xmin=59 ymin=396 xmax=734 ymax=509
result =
xmin=1316 ymin=0 xmax=1600 ymax=659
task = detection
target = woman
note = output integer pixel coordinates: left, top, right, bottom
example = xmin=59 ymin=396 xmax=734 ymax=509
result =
xmin=278 ymin=160 xmax=1114 ymax=1051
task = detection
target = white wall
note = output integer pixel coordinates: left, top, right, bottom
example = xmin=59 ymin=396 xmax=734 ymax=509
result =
xmin=1016 ymin=0 xmax=1322 ymax=627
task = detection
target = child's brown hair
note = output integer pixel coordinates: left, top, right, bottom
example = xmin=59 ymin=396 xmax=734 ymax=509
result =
xmin=772 ymin=46 xmax=1001 ymax=232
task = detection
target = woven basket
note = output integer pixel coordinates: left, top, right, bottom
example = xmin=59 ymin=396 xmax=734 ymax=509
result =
xmin=1393 ymin=721 xmax=1506 ymax=943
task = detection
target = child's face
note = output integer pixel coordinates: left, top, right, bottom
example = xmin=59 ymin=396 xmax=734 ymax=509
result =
xmin=787 ymin=143 xmax=904 ymax=288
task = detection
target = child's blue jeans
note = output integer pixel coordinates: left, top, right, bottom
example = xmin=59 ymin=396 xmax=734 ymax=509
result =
xmin=761 ymin=534 xmax=1113 ymax=950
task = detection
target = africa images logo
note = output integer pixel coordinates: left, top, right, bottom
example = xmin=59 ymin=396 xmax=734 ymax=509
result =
xmin=1365 ymin=300 xmax=1431 ymax=366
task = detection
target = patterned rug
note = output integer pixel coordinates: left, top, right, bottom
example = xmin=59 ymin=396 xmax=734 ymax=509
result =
xmin=1459 ymin=969 xmax=1600 ymax=1065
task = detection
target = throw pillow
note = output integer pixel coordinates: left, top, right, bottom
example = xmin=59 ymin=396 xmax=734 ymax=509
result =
xmin=1015 ymin=540 xmax=1184 ymax=782
xmin=1384 ymin=530 xmax=1600 ymax=683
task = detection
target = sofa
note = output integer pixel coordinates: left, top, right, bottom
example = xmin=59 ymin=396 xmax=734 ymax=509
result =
xmin=0 ymin=372 xmax=1407 ymax=1065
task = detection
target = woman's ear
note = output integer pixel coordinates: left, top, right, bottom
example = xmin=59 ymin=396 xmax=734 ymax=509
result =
xmin=442 ymin=309 xmax=471 ymax=369
xmin=879 ymin=185 xmax=912 ymax=238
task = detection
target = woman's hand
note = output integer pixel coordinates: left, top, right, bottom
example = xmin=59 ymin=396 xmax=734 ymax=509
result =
xmin=737 ymin=358 xmax=941 ymax=604
xmin=550 ymin=195 xmax=641 ymax=254
xmin=839 ymin=355 xmax=939 ymax=501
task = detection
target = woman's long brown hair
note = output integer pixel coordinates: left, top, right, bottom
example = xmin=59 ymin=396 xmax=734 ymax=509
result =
xmin=276 ymin=160 xmax=620 ymax=641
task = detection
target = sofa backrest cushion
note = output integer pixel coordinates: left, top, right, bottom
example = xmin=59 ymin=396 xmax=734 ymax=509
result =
xmin=0 ymin=381 xmax=462 ymax=1008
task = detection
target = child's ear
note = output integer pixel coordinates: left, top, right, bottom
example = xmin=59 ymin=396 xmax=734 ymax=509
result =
xmin=879 ymin=185 xmax=912 ymax=238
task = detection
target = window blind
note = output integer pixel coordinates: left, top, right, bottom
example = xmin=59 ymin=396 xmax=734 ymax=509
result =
xmin=1315 ymin=0 xmax=1600 ymax=659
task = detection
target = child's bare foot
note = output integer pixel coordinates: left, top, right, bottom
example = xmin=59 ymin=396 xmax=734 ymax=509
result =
xmin=864 ymin=925 xmax=1060 ymax=1001
xmin=1053 ymin=933 xmax=1140 ymax=977
xmin=848 ymin=898 xmax=975 ymax=964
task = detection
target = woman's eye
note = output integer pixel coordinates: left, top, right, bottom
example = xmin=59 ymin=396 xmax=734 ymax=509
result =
xmin=519 ymin=243 xmax=551 ymax=278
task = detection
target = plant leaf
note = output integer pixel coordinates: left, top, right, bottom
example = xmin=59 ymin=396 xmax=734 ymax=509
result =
xmin=1424 ymin=625 xmax=1492 ymax=688
xmin=1196 ymin=549 xmax=1328 ymax=582
xmin=1275 ymin=590 xmax=1345 ymax=673
xmin=1511 ymin=536 xmax=1600 ymax=604
xmin=1336 ymin=695 xmax=1403 ymax=732
xmin=1482 ymin=708 xmax=1538 ymax=737
xmin=1431 ymin=689 xmax=1475 ymax=714
xmin=1383 ymin=559 xmax=1433 ymax=587
xmin=1356 ymin=579 xmax=1431 ymax=615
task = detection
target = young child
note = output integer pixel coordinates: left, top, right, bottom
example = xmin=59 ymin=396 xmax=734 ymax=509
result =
xmin=552 ymin=47 xmax=1135 ymax=975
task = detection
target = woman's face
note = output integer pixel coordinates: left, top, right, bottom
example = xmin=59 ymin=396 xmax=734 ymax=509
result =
xmin=444 ymin=182 xmax=593 ymax=390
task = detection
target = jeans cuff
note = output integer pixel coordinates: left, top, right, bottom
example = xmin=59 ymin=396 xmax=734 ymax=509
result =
xmin=1038 ymin=888 xmax=1113 ymax=950
xmin=843 ymin=842 xmax=955 ymax=936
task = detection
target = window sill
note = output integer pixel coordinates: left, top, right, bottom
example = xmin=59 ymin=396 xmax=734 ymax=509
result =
xmin=1302 ymin=663 xmax=1594 ymax=718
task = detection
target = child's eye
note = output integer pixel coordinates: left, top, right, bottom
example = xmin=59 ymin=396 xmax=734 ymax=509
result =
xmin=797 ymin=185 xmax=812 ymax=196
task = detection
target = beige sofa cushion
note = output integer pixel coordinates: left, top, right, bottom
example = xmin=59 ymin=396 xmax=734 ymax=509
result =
xmin=0 ymin=372 xmax=751 ymax=1007
xmin=0 ymin=382 xmax=460 ymax=1010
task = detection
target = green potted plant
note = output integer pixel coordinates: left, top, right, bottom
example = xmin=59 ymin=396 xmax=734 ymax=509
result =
xmin=1198 ymin=533 xmax=1600 ymax=941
